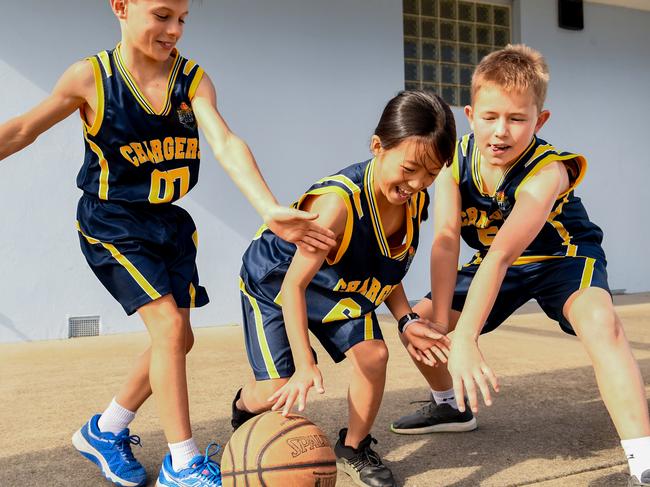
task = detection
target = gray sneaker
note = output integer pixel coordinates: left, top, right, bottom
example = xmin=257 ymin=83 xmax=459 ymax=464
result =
xmin=390 ymin=397 xmax=477 ymax=435
xmin=629 ymin=470 xmax=650 ymax=486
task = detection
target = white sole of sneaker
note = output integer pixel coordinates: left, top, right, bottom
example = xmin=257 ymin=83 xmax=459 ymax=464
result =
xmin=389 ymin=417 xmax=478 ymax=435
xmin=336 ymin=458 xmax=370 ymax=487
xmin=72 ymin=429 xmax=141 ymax=487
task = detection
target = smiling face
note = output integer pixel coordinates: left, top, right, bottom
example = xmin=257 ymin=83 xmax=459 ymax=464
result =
xmin=113 ymin=0 xmax=189 ymax=61
xmin=372 ymin=135 xmax=440 ymax=206
xmin=465 ymin=83 xmax=550 ymax=168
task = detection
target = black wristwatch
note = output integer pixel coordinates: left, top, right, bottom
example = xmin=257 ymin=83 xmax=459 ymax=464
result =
xmin=397 ymin=312 xmax=420 ymax=333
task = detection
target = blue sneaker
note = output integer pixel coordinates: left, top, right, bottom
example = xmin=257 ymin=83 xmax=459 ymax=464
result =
xmin=156 ymin=443 xmax=222 ymax=487
xmin=72 ymin=414 xmax=146 ymax=487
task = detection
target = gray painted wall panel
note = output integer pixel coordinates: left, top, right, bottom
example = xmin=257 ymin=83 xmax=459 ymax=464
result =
xmin=0 ymin=0 xmax=648 ymax=342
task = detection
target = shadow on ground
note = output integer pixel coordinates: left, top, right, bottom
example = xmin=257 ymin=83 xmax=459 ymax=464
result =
xmin=2 ymin=357 xmax=647 ymax=487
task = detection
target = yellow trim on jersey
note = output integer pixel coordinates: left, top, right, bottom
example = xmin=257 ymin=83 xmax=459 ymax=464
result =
xmin=512 ymin=255 xmax=563 ymax=265
xmin=364 ymin=313 xmax=374 ymax=340
xmin=297 ymin=186 xmax=354 ymax=265
xmin=183 ymin=59 xmax=197 ymax=76
xmin=364 ymin=159 xmax=391 ymax=257
xmin=97 ymin=50 xmax=112 ymax=77
xmin=469 ymin=251 xmax=563 ymax=266
xmin=514 ymin=152 xmax=587 ymax=200
xmin=472 ymin=138 xmax=535 ymax=197
xmin=546 ymin=193 xmax=578 ymax=257
xmin=454 ymin=135 xmax=472 ymax=185
xmin=470 ymin=143 xmax=484 ymax=195
xmin=316 ymin=174 xmax=364 ymax=218
xmin=239 ymin=277 xmax=280 ymax=379
xmin=188 ymin=66 xmax=204 ymax=101
xmin=363 ymin=159 xmax=416 ymax=260
xmin=114 ymin=44 xmax=182 ymax=116
xmin=417 ymin=191 xmax=427 ymax=226
xmin=579 ymin=257 xmax=596 ymax=289
xmin=192 ymin=230 xmax=198 ymax=248
xmin=76 ymin=222 xmax=162 ymax=301
xmin=84 ymin=131 xmax=110 ymax=200
xmin=189 ymin=283 xmax=196 ymax=308
xmin=253 ymin=224 xmax=269 ymax=240
xmin=83 ymin=57 xmax=105 ymax=137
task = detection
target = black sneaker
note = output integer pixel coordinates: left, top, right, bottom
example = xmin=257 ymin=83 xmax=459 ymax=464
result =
xmin=334 ymin=428 xmax=397 ymax=487
xmin=231 ymin=388 xmax=258 ymax=431
xmin=390 ymin=397 xmax=477 ymax=435
xmin=629 ymin=470 xmax=650 ymax=486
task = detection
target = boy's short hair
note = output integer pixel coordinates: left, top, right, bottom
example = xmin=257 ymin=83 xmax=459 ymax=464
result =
xmin=471 ymin=44 xmax=549 ymax=112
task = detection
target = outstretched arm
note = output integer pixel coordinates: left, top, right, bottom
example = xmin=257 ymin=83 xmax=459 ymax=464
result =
xmin=449 ymin=161 xmax=570 ymax=412
xmin=191 ymin=73 xmax=336 ymax=252
xmin=0 ymin=60 xmax=93 ymax=161
xmin=429 ymin=164 xmax=463 ymax=329
xmin=267 ymin=192 xmax=347 ymax=414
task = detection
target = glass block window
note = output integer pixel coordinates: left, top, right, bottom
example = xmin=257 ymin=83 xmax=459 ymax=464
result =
xmin=403 ymin=0 xmax=511 ymax=106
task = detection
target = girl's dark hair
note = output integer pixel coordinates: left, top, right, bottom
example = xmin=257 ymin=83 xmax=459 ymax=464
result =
xmin=374 ymin=90 xmax=457 ymax=169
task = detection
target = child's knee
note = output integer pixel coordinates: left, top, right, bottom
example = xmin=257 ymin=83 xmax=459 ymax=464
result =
xmin=354 ymin=341 xmax=389 ymax=376
xmin=578 ymin=307 xmax=623 ymax=345
xmin=246 ymin=378 xmax=288 ymax=409
xmin=150 ymin=312 xmax=186 ymax=349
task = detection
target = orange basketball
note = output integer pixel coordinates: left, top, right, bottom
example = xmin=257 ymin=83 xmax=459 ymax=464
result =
xmin=221 ymin=411 xmax=337 ymax=487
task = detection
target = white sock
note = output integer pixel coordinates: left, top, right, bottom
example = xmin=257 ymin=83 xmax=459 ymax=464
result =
xmin=622 ymin=436 xmax=650 ymax=479
xmin=431 ymin=388 xmax=459 ymax=410
xmin=169 ymin=438 xmax=200 ymax=472
xmin=97 ymin=398 xmax=136 ymax=435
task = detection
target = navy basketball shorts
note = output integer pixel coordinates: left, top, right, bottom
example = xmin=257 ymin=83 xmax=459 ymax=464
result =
xmin=76 ymin=194 xmax=209 ymax=315
xmin=427 ymin=256 xmax=610 ymax=335
xmin=238 ymin=277 xmax=384 ymax=380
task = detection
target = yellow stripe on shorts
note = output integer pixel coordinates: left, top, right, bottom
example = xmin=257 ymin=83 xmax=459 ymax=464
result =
xmin=579 ymin=257 xmax=596 ymax=289
xmin=76 ymin=222 xmax=162 ymax=301
xmin=239 ymin=278 xmax=280 ymax=379
xmin=364 ymin=313 xmax=374 ymax=340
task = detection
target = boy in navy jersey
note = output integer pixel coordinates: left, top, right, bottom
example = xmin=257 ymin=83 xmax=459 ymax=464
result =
xmin=232 ymin=91 xmax=457 ymax=487
xmin=0 ymin=1 xmax=335 ymax=486
xmin=389 ymin=45 xmax=650 ymax=487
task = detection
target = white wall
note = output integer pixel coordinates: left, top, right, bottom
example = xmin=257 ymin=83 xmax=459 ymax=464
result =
xmin=1 ymin=0 xmax=648 ymax=342
xmin=0 ymin=0 xmax=404 ymax=342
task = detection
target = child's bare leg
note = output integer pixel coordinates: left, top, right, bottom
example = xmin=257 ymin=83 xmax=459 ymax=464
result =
xmin=115 ymin=308 xmax=194 ymax=412
xmin=344 ymin=340 xmax=389 ymax=448
xmin=137 ymin=295 xmax=192 ymax=443
xmin=565 ymin=287 xmax=650 ymax=440
xmin=239 ymin=378 xmax=289 ymax=413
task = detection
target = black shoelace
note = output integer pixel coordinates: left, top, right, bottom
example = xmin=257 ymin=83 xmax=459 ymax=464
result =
xmin=349 ymin=437 xmax=383 ymax=472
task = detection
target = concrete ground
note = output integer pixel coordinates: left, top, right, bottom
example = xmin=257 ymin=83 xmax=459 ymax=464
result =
xmin=1 ymin=293 xmax=649 ymax=486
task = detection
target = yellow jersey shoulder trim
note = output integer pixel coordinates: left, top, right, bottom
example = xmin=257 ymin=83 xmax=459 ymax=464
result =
xmin=514 ymin=151 xmax=587 ymax=200
xmin=97 ymin=50 xmax=112 ymax=77
xmin=183 ymin=59 xmax=197 ymax=76
xmin=296 ymin=186 xmax=354 ymax=266
xmin=83 ymin=57 xmax=105 ymax=137
xmin=189 ymin=66 xmax=205 ymax=101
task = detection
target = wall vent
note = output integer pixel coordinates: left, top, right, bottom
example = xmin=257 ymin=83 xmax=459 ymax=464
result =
xmin=68 ymin=315 xmax=101 ymax=338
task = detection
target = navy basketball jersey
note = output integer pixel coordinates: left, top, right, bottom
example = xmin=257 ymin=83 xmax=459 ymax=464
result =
xmin=76 ymin=44 xmax=204 ymax=204
xmin=454 ymin=134 xmax=604 ymax=263
xmin=240 ymin=158 xmax=429 ymax=323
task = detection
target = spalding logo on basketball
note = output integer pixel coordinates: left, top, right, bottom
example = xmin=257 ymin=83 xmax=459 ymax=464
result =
xmin=221 ymin=411 xmax=337 ymax=486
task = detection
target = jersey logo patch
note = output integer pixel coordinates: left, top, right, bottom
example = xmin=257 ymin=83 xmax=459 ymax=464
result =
xmin=495 ymin=190 xmax=512 ymax=218
xmin=177 ymin=102 xmax=196 ymax=129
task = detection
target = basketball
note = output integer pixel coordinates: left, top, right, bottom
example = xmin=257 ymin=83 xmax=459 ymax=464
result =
xmin=221 ymin=411 xmax=337 ymax=487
